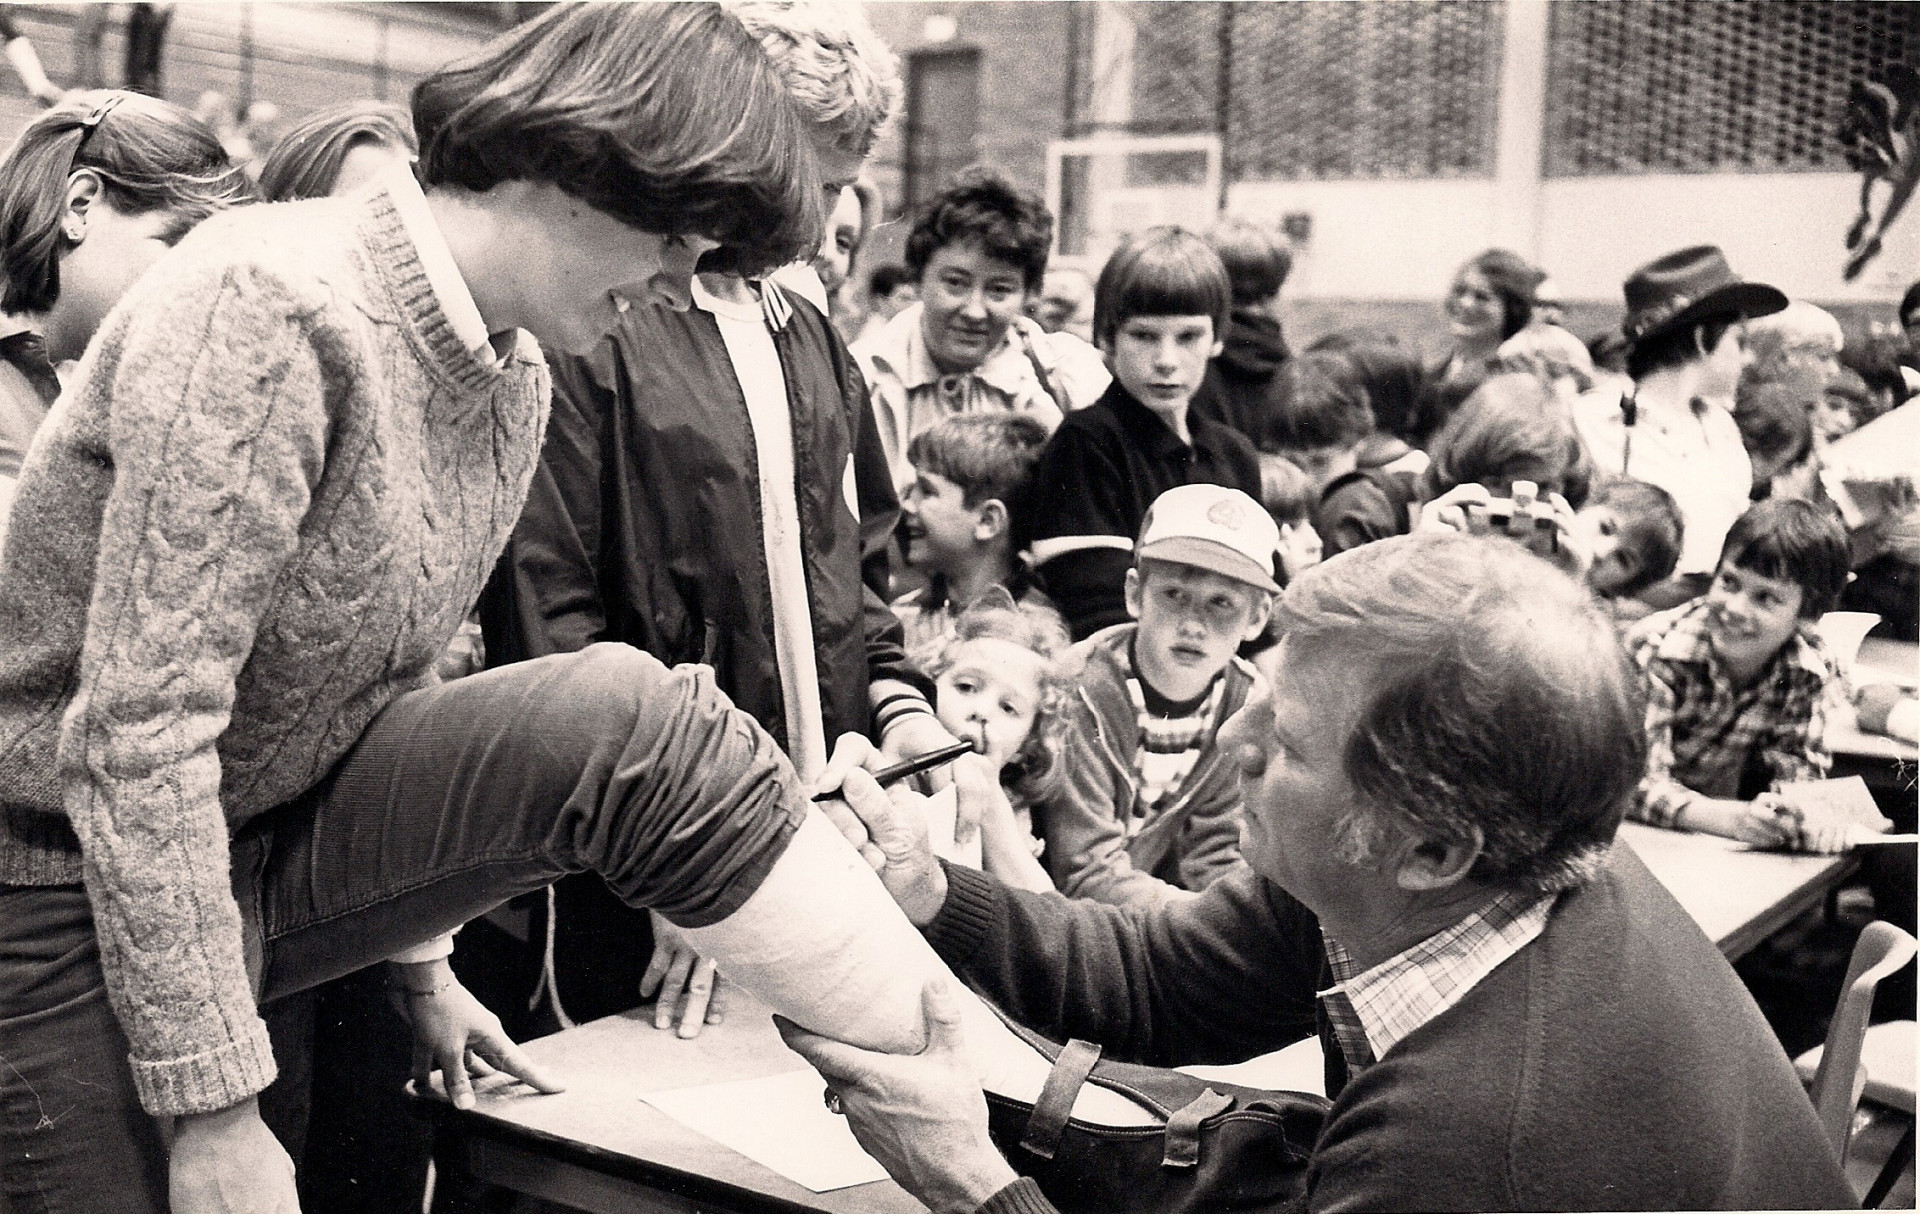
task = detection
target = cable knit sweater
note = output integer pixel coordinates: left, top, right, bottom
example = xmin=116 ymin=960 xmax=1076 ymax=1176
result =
xmin=0 ymin=184 xmax=549 ymax=1116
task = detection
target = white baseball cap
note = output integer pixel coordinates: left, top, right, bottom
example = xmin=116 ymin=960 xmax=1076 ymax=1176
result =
xmin=1136 ymin=484 xmax=1281 ymax=594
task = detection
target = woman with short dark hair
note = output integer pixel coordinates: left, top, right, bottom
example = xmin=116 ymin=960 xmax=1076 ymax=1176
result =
xmin=854 ymin=167 xmax=1109 ymax=491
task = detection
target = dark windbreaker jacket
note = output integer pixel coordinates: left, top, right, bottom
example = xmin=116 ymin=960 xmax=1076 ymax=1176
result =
xmin=478 ymin=285 xmax=926 ymax=750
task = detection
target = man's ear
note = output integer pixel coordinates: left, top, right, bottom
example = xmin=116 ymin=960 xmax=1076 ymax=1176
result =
xmin=973 ymin=498 xmax=1009 ymax=544
xmin=1241 ymin=592 xmax=1274 ymax=643
xmin=1123 ymin=565 xmax=1143 ymax=620
xmin=1391 ymin=822 xmax=1484 ymax=893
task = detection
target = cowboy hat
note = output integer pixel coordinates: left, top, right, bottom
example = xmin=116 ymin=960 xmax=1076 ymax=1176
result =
xmin=1620 ymin=245 xmax=1787 ymax=344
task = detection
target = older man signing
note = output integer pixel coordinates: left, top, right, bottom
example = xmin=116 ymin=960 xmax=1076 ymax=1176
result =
xmin=788 ymin=531 xmax=1852 ymax=1212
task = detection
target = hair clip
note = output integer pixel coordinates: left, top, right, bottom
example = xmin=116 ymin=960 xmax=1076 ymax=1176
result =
xmin=79 ymin=92 xmax=127 ymax=133
xmin=67 ymin=92 xmax=128 ymax=173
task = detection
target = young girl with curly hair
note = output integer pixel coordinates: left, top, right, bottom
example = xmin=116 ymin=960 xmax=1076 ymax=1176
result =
xmin=915 ymin=595 xmax=1074 ymax=889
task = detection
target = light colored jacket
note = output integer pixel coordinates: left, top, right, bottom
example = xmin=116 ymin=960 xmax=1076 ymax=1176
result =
xmin=1038 ymin=623 xmax=1256 ymax=908
xmin=851 ymin=302 xmax=1109 ymax=493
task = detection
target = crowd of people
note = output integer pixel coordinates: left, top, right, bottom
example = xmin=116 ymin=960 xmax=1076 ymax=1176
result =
xmin=0 ymin=4 xmax=1913 ymax=1213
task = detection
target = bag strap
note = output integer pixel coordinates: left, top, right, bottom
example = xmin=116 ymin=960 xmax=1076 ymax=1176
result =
xmin=1017 ymin=323 xmax=1072 ymax=416
xmin=1021 ymin=1038 xmax=1103 ymax=1160
xmin=1162 ymin=1088 xmax=1234 ymax=1169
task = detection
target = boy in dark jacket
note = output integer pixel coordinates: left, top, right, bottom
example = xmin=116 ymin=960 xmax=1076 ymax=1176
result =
xmin=1189 ymin=218 xmax=1292 ymax=444
xmin=1017 ymin=228 xmax=1262 ymax=639
xmin=1267 ymin=354 xmax=1420 ymax=558
xmin=476 ymin=1 xmax=958 ymax=1033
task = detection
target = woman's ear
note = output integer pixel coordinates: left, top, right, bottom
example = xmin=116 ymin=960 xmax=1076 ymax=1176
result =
xmin=973 ymin=498 xmax=1010 ymax=544
xmin=60 ymin=171 xmax=104 ymax=246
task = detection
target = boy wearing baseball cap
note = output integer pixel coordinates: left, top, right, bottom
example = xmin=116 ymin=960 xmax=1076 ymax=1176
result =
xmin=1037 ymin=484 xmax=1277 ymax=908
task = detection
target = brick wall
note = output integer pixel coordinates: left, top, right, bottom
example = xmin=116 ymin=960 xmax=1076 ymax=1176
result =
xmin=861 ymin=2 xmax=1079 ymax=221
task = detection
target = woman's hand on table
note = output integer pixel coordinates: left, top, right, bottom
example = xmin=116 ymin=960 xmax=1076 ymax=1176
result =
xmin=169 ymin=1096 xmax=298 ymax=1213
xmin=778 ymin=978 xmax=1019 ymax=1214
xmin=641 ymin=909 xmax=728 ymax=1038
xmin=388 ymin=958 xmax=564 ymax=1109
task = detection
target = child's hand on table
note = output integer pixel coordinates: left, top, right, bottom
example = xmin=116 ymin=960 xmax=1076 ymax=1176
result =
xmin=1679 ymin=796 xmax=1794 ymax=848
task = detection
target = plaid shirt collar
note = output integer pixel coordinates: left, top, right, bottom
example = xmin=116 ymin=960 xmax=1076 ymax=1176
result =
xmin=1318 ymin=889 xmax=1558 ymax=1071
xmin=1651 ymin=598 xmax=1830 ymax=689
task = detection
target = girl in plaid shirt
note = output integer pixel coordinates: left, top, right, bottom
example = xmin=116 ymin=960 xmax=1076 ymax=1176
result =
xmin=1625 ymin=498 xmax=1850 ymax=846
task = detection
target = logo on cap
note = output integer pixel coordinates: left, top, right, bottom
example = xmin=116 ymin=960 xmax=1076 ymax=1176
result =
xmin=1207 ymin=498 xmax=1246 ymax=529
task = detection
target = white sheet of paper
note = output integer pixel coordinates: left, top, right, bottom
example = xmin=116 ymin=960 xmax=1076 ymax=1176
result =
xmin=640 ymin=1068 xmax=891 ymax=1193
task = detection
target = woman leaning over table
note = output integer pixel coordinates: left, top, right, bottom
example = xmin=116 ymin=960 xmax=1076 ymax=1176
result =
xmin=0 ymin=7 xmax=968 ymax=1212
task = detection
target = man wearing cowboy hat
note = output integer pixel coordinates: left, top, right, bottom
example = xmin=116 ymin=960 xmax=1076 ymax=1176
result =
xmin=1574 ymin=246 xmax=1789 ymax=605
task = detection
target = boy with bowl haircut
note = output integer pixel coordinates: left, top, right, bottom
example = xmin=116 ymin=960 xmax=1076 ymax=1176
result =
xmin=1626 ymin=497 xmax=1851 ymax=847
xmin=893 ymin=411 xmax=1055 ymax=655
xmin=1040 ymin=484 xmax=1276 ymax=907
xmin=1015 ymin=227 xmax=1263 ymax=639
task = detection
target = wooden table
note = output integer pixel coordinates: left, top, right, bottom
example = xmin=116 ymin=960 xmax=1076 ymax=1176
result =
xmin=426 ymin=996 xmax=923 ymax=1214
xmin=1619 ymin=821 xmax=1860 ymax=961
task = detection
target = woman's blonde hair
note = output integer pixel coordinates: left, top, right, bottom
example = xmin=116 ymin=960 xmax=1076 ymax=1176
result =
xmin=916 ymin=594 xmax=1074 ymax=807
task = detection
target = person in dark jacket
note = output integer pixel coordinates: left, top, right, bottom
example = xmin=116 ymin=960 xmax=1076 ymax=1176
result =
xmin=1016 ymin=228 xmax=1262 ymax=640
xmin=785 ymin=532 xmax=1854 ymax=1214
xmin=1189 ymin=217 xmax=1292 ymax=444
xmin=478 ymin=0 xmax=958 ymax=1035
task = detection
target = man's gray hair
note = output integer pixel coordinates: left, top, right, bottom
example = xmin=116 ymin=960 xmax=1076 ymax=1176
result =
xmin=1277 ymin=532 xmax=1645 ymax=893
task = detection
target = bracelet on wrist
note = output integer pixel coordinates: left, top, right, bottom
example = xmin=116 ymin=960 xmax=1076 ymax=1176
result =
xmin=875 ymin=697 xmax=934 ymax=734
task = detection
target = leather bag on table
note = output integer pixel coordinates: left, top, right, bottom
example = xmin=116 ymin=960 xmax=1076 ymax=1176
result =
xmin=979 ymin=1001 xmax=1329 ymax=1214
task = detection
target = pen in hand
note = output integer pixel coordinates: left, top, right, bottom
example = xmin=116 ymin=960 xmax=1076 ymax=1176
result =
xmin=811 ymin=739 xmax=978 ymax=802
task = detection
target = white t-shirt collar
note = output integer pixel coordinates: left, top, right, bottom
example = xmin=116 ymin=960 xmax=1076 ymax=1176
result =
xmin=375 ymin=162 xmax=501 ymax=364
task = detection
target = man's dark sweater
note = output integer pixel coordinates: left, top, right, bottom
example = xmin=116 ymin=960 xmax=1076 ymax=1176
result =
xmin=928 ymin=846 xmax=1852 ymax=1213
xmin=1013 ymin=381 xmax=1262 ymax=640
